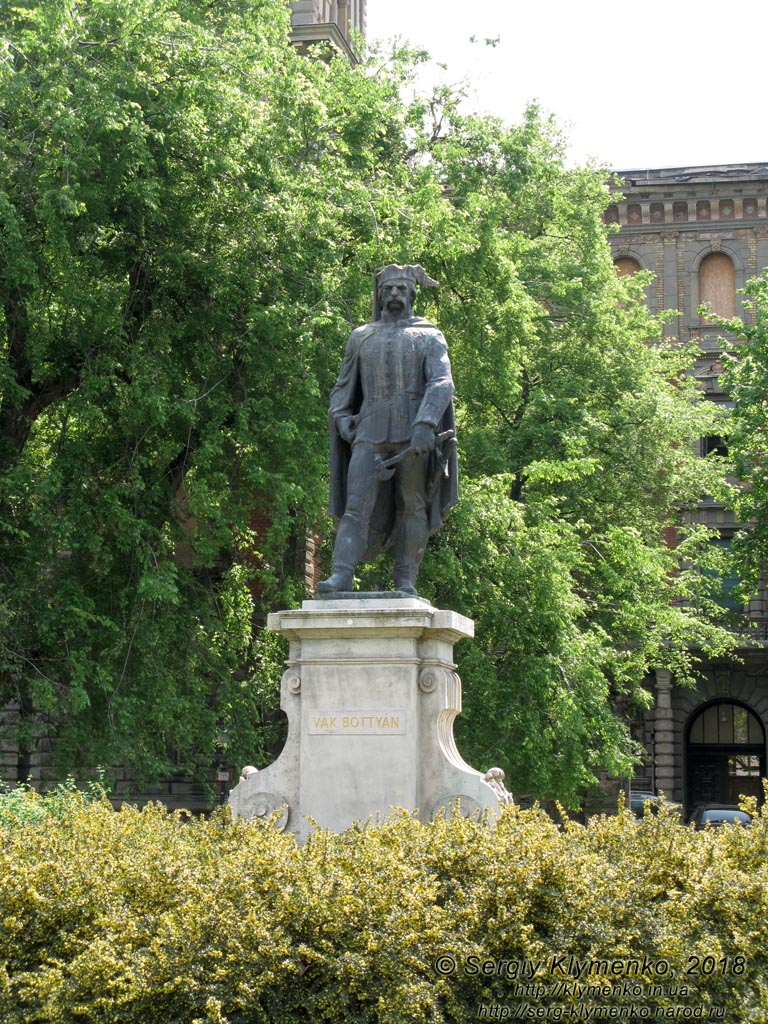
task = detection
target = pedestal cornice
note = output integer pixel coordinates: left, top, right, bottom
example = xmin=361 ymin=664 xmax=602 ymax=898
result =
xmin=268 ymin=597 xmax=474 ymax=645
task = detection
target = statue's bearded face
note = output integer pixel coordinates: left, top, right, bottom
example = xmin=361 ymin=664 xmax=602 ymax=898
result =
xmin=379 ymin=279 xmax=415 ymax=317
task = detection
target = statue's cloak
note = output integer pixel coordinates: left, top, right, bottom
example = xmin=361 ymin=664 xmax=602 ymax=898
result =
xmin=328 ymin=317 xmax=459 ymax=561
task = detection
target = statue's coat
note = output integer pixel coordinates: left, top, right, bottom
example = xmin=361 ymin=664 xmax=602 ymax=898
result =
xmin=327 ymin=316 xmax=458 ymax=560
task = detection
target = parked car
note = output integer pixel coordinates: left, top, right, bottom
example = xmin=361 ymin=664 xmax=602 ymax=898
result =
xmin=630 ymin=791 xmax=660 ymax=819
xmin=629 ymin=791 xmax=682 ymax=821
xmin=688 ymin=804 xmax=753 ymax=830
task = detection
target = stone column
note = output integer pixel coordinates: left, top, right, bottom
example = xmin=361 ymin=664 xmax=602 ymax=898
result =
xmin=654 ymin=668 xmax=676 ymax=800
xmin=290 ymin=0 xmax=316 ymax=26
xmin=337 ymin=0 xmax=349 ymax=37
xmin=661 ymin=232 xmax=678 ymax=338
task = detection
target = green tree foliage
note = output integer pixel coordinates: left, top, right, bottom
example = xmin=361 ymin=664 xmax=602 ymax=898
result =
xmin=719 ymin=273 xmax=768 ymax=594
xmin=0 ymin=0 xmax=434 ymax=782
xmin=362 ymin=112 xmax=737 ymax=801
xmin=0 ymin=796 xmax=766 ymax=1022
xmin=0 ymin=0 xmax=734 ymax=800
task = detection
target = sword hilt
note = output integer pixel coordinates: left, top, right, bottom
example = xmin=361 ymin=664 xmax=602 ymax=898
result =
xmin=373 ymin=429 xmax=456 ymax=480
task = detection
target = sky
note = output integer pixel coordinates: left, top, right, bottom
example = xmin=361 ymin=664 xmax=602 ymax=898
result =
xmin=365 ymin=0 xmax=767 ymax=171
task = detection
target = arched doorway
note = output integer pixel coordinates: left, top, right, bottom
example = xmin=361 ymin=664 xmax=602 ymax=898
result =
xmin=686 ymin=700 xmax=765 ymax=810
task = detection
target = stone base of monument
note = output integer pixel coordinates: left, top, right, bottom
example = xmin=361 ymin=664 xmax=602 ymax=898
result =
xmin=228 ymin=596 xmax=510 ymax=842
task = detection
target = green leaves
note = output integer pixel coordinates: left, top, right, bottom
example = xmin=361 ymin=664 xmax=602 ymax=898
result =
xmin=1 ymin=797 xmax=767 ymax=1022
xmin=0 ymin=0 xmax=314 ymax=781
xmin=718 ymin=272 xmax=768 ymax=593
xmin=0 ymin=0 xmax=737 ymax=804
xmin=401 ymin=107 xmax=737 ymax=803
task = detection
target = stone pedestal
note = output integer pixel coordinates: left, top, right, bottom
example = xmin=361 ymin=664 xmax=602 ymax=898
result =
xmin=229 ymin=597 xmax=506 ymax=841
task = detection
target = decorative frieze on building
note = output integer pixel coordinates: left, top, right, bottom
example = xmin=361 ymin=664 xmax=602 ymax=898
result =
xmin=606 ymin=164 xmax=768 ymax=231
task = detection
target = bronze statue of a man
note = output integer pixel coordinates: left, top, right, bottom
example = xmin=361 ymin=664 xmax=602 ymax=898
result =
xmin=317 ymin=264 xmax=458 ymax=596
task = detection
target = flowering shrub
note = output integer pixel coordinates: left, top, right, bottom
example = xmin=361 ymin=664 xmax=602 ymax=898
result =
xmin=0 ymin=791 xmax=765 ymax=1022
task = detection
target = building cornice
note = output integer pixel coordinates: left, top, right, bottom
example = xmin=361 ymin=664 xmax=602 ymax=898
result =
xmin=613 ymin=163 xmax=768 ymax=188
xmin=289 ymin=22 xmax=361 ymax=64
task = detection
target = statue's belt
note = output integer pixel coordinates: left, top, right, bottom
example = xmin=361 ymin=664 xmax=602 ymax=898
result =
xmin=350 ymin=392 xmax=425 ymax=423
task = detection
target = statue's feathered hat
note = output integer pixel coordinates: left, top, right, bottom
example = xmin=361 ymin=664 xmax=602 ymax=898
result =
xmin=373 ymin=264 xmax=438 ymax=320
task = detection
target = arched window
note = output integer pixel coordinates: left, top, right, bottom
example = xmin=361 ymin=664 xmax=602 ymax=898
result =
xmin=614 ymin=257 xmax=642 ymax=277
xmin=688 ymin=701 xmax=763 ymax=747
xmin=699 ymin=252 xmax=736 ymax=319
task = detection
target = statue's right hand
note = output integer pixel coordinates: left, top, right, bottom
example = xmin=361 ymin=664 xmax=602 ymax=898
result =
xmin=410 ymin=422 xmax=436 ymax=454
xmin=337 ymin=416 xmax=357 ymax=443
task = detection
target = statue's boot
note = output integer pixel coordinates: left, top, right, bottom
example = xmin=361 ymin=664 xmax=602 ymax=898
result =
xmin=393 ymin=513 xmax=427 ymax=598
xmin=394 ymin=581 xmax=419 ymax=596
xmin=317 ymin=569 xmax=353 ymax=593
xmin=317 ymin=516 xmax=366 ymax=593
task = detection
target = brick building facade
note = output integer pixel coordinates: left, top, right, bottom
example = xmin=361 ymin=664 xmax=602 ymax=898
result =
xmin=608 ymin=164 xmax=768 ymax=815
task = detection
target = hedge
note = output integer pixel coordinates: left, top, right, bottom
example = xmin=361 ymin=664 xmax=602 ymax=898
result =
xmin=0 ymin=786 xmax=766 ymax=1022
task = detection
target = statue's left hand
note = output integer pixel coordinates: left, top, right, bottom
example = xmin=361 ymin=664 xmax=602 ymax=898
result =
xmin=411 ymin=422 xmax=436 ymax=454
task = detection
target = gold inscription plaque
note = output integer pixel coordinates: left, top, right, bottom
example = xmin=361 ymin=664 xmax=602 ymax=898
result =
xmin=308 ymin=711 xmax=406 ymax=735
